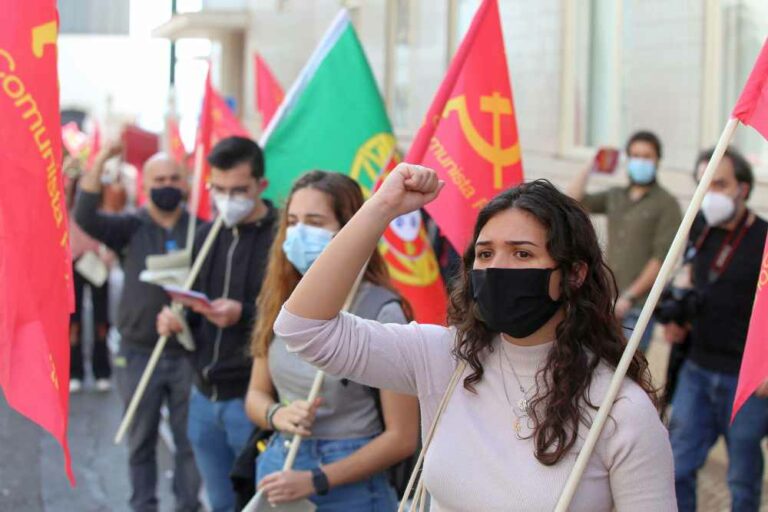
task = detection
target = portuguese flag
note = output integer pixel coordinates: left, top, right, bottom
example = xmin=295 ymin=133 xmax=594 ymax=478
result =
xmin=260 ymin=9 xmax=447 ymax=324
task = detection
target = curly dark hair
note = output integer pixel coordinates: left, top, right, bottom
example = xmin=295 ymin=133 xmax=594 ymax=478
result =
xmin=448 ymin=179 xmax=657 ymax=465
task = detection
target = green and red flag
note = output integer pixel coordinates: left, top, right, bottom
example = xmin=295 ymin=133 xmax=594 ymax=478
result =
xmin=405 ymin=0 xmax=523 ymax=252
xmin=0 ymin=0 xmax=75 ymax=484
xmin=261 ymin=10 xmax=447 ymax=324
xmin=255 ymin=53 xmax=284 ymax=130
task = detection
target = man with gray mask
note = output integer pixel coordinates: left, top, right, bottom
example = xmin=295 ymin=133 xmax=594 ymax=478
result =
xmin=661 ymin=146 xmax=768 ymax=512
xmin=76 ymin=143 xmax=201 ymax=512
xmin=157 ymin=136 xmax=276 ymax=512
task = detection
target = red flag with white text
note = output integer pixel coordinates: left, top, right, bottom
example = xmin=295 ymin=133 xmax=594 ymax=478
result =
xmin=404 ymin=0 xmax=523 ymax=252
xmin=0 ymin=0 xmax=76 ymax=484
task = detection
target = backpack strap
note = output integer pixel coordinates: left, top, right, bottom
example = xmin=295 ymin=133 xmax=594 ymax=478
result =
xmin=397 ymin=360 xmax=468 ymax=512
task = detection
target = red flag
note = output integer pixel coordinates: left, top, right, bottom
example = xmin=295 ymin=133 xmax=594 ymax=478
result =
xmin=192 ymin=69 xmax=250 ymax=220
xmin=376 ymin=156 xmax=448 ymax=324
xmin=732 ymin=236 xmax=768 ymax=420
xmin=255 ymin=53 xmax=285 ymax=130
xmin=732 ymin=38 xmax=768 ymax=140
xmin=731 ymin=39 xmax=768 ymax=421
xmin=404 ymin=0 xmax=523 ymax=252
xmin=0 ymin=1 xmax=75 ymax=484
xmin=166 ymin=117 xmax=188 ymax=164
xmin=122 ymin=125 xmax=160 ymax=206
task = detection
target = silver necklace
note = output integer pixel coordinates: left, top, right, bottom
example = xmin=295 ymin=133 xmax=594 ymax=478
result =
xmin=500 ymin=343 xmax=536 ymax=413
xmin=498 ymin=346 xmax=535 ymax=437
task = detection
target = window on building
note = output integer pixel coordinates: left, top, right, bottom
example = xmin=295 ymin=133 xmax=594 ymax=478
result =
xmin=719 ymin=0 xmax=768 ymax=174
xmin=59 ymin=0 xmax=130 ymax=34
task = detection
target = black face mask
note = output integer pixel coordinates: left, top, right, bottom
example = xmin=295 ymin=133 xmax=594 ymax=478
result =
xmin=150 ymin=186 xmax=183 ymax=212
xmin=470 ymin=267 xmax=562 ymax=338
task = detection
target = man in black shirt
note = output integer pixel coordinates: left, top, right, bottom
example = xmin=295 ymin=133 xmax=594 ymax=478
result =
xmin=158 ymin=136 xmax=276 ymax=512
xmin=664 ymin=147 xmax=768 ymax=512
xmin=75 ymin=144 xmax=201 ymax=512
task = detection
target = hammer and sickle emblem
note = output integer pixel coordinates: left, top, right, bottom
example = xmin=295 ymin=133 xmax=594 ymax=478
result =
xmin=443 ymin=92 xmax=520 ymax=189
xmin=32 ymin=21 xmax=58 ymax=59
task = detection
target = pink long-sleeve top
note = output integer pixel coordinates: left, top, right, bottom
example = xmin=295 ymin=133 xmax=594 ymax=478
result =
xmin=274 ymin=307 xmax=676 ymax=512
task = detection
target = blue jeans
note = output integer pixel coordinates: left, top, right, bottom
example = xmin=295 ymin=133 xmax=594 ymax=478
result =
xmin=623 ymin=306 xmax=655 ymax=352
xmin=187 ymin=387 xmax=253 ymax=512
xmin=669 ymin=360 xmax=768 ymax=512
xmin=257 ymin=434 xmax=398 ymax=512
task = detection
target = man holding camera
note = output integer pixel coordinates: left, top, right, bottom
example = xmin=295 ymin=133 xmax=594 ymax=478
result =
xmin=663 ymin=147 xmax=768 ymax=512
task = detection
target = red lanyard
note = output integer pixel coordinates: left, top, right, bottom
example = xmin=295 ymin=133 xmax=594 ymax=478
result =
xmin=694 ymin=210 xmax=752 ymax=282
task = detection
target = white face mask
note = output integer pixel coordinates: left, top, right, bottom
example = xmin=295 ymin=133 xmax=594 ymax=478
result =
xmin=701 ymin=191 xmax=736 ymax=226
xmin=213 ymin=193 xmax=256 ymax=227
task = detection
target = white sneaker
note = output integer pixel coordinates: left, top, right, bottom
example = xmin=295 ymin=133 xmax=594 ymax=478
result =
xmin=69 ymin=379 xmax=82 ymax=393
xmin=95 ymin=379 xmax=112 ymax=392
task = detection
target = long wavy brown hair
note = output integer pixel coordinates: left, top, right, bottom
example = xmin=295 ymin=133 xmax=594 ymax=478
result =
xmin=251 ymin=170 xmax=407 ymax=357
xmin=448 ymin=179 xmax=657 ymax=465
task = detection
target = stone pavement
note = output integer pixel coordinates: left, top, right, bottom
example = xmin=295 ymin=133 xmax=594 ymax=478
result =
xmin=0 ymin=385 xmax=177 ymax=512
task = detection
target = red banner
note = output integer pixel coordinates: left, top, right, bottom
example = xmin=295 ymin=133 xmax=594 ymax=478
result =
xmin=192 ymin=69 xmax=250 ymax=220
xmin=0 ymin=1 xmax=75 ymax=484
xmin=404 ymin=0 xmax=523 ymax=252
xmin=731 ymin=38 xmax=768 ymax=421
xmin=255 ymin=53 xmax=284 ymax=130
xmin=122 ymin=125 xmax=160 ymax=206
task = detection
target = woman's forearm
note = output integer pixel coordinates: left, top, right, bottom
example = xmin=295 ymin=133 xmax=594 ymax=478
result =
xmin=245 ymin=387 xmax=275 ymax=430
xmin=285 ymin=199 xmax=392 ymax=320
xmin=322 ymin=428 xmax=417 ymax=489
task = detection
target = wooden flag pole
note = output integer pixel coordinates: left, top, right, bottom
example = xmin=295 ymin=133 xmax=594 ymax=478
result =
xmin=554 ymin=117 xmax=740 ymax=511
xmin=114 ymin=216 xmax=224 ymax=444
xmin=186 ymin=143 xmax=206 ymax=252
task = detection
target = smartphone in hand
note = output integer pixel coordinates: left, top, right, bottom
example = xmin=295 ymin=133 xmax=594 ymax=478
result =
xmin=592 ymin=147 xmax=620 ymax=174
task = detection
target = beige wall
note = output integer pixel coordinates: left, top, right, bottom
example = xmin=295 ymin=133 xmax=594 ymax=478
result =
xmin=233 ymin=0 xmax=766 ymax=206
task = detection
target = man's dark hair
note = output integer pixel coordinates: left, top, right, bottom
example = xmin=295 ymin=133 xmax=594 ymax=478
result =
xmin=625 ymin=130 xmax=663 ymax=160
xmin=694 ymin=146 xmax=754 ymax=199
xmin=207 ymin=136 xmax=265 ymax=179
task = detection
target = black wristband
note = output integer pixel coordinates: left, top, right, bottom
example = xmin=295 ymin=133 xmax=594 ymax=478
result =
xmin=311 ymin=467 xmax=330 ymax=496
xmin=265 ymin=403 xmax=283 ymax=431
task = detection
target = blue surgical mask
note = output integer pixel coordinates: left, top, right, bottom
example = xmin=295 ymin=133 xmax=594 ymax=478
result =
xmin=282 ymin=223 xmax=335 ymax=274
xmin=626 ymin=158 xmax=657 ymax=185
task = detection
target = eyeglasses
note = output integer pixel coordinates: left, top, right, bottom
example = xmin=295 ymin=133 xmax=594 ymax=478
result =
xmin=207 ymin=183 xmax=252 ymax=198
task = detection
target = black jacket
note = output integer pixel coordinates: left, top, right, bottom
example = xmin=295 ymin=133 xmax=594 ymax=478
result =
xmin=687 ymin=212 xmax=768 ymax=374
xmin=74 ymin=190 xmax=191 ymax=354
xmin=188 ymin=202 xmax=277 ymax=401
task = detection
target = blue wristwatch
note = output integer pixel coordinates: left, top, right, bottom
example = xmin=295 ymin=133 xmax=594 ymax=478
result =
xmin=311 ymin=467 xmax=330 ymax=496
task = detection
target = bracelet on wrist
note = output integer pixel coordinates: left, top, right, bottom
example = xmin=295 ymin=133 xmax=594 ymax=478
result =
xmin=266 ymin=402 xmax=284 ymax=431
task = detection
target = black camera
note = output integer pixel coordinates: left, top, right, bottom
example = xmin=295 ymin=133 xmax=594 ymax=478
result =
xmin=654 ymin=286 xmax=702 ymax=325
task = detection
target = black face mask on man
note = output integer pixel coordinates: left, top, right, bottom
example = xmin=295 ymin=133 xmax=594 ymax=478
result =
xmin=470 ymin=267 xmax=562 ymax=338
xmin=150 ymin=186 xmax=183 ymax=212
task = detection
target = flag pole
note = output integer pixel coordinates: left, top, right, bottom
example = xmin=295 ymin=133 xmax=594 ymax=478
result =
xmin=186 ymin=143 xmax=206 ymax=251
xmin=114 ymin=216 xmax=224 ymax=444
xmin=555 ymin=117 xmax=741 ymax=511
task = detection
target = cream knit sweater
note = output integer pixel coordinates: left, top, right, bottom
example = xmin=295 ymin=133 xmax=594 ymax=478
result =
xmin=274 ymin=308 xmax=677 ymax=511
